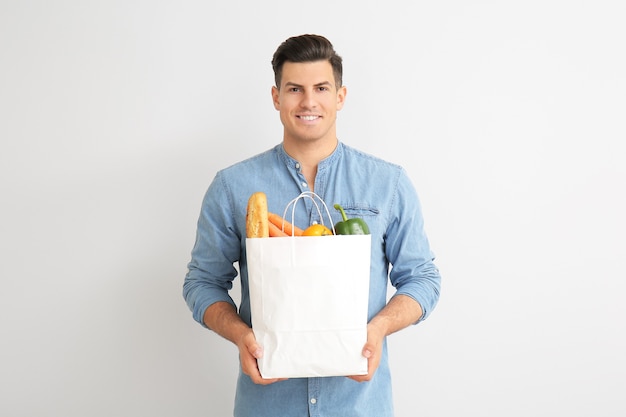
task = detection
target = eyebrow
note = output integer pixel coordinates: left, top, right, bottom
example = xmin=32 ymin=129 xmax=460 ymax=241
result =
xmin=284 ymin=81 xmax=333 ymax=88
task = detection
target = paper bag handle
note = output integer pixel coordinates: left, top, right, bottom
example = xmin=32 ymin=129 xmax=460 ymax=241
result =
xmin=282 ymin=191 xmax=336 ymax=236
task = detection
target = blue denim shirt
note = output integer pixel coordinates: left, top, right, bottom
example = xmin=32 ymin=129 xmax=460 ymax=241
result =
xmin=184 ymin=142 xmax=441 ymax=417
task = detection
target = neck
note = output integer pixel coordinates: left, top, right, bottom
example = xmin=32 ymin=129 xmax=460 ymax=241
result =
xmin=282 ymin=137 xmax=338 ymax=192
xmin=282 ymin=137 xmax=338 ymax=167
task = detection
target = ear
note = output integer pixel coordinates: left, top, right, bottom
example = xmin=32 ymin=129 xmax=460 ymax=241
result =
xmin=271 ymin=86 xmax=280 ymax=110
xmin=336 ymin=85 xmax=347 ymax=110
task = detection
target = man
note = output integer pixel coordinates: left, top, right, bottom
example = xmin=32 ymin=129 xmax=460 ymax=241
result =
xmin=183 ymin=34 xmax=441 ymax=416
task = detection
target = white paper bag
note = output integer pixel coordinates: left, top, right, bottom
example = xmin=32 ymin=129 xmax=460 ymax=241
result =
xmin=247 ymin=192 xmax=372 ymax=378
xmin=247 ymin=233 xmax=371 ymax=378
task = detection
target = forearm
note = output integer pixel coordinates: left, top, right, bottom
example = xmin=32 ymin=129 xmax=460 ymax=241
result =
xmin=369 ymin=294 xmax=423 ymax=337
xmin=203 ymin=301 xmax=253 ymax=346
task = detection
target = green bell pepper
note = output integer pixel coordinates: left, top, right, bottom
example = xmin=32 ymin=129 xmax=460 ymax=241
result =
xmin=333 ymin=204 xmax=370 ymax=235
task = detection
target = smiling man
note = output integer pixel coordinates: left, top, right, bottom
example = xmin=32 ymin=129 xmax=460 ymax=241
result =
xmin=272 ymin=59 xmax=346 ymax=191
xmin=183 ymin=34 xmax=441 ymax=417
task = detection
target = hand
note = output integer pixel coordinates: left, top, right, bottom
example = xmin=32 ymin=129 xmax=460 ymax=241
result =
xmin=347 ymin=321 xmax=386 ymax=383
xmin=202 ymin=302 xmax=287 ymax=385
xmin=236 ymin=329 xmax=286 ymax=385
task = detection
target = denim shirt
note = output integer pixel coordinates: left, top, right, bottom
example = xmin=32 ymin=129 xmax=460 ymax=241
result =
xmin=183 ymin=142 xmax=441 ymax=417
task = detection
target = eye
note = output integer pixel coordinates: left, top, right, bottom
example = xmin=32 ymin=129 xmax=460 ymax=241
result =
xmin=317 ymin=86 xmax=329 ymax=92
xmin=288 ymin=87 xmax=301 ymax=93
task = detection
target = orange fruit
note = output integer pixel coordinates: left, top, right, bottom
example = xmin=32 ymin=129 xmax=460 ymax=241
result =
xmin=302 ymin=224 xmax=333 ymax=236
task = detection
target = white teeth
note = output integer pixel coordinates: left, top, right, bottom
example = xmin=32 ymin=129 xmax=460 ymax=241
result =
xmin=300 ymin=115 xmax=318 ymax=121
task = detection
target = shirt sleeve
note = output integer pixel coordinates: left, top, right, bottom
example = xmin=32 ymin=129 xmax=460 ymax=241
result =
xmin=385 ymin=168 xmax=441 ymax=322
xmin=182 ymin=172 xmax=242 ymax=328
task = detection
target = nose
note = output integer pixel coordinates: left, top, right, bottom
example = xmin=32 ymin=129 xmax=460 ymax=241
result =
xmin=299 ymin=89 xmax=317 ymax=109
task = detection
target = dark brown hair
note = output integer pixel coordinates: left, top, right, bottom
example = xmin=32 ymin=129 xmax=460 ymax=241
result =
xmin=271 ymin=34 xmax=343 ymax=89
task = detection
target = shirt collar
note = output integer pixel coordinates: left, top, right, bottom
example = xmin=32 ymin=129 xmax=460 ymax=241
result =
xmin=277 ymin=141 xmax=343 ymax=170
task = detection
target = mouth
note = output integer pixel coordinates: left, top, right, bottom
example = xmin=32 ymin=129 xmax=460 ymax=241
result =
xmin=297 ymin=115 xmax=320 ymax=121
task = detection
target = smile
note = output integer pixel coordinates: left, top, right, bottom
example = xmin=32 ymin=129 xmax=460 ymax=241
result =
xmin=298 ymin=115 xmax=320 ymax=121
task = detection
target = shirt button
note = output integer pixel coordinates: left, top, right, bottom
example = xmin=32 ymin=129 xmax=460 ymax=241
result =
xmin=301 ymin=182 xmax=308 ymax=188
xmin=310 ymin=398 xmax=317 ymax=404
xmin=295 ymin=163 xmax=300 ymax=169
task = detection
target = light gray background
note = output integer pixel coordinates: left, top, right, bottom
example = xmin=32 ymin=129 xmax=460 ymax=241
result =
xmin=1 ymin=1 xmax=624 ymax=416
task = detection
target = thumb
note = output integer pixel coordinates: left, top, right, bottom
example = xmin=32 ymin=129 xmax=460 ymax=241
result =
xmin=239 ymin=330 xmax=263 ymax=359
xmin=249 ymin=343 xmax=263 ymax=359
xmin=362 ymin=343 xmax=374 ymax=359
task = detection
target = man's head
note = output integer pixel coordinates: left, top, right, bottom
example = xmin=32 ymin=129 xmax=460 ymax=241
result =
xmin=270 ymin=34 xmax=347 ymax=149
xmin=272 ymin=34 xmax=343 ymax=90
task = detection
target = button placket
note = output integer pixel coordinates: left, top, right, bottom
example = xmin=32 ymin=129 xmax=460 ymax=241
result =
xmin=292 ymin=161 xmax=308 ymax=189
xmin=307 ymin=377 xmax=321 ymax=416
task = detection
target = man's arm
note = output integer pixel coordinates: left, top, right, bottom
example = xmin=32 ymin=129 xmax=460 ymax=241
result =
xmin=203 ymin=301 xmax=284 ymax=385
xmin=348 ymin=294 xmax=423 ymax=383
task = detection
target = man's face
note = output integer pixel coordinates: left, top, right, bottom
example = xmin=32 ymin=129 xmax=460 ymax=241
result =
xmin=272 ymin=60 xmax=346 ymax=145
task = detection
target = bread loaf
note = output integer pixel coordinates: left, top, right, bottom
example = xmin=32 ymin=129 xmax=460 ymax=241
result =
xmin=246 ymin=192 xmax=269 ymax=238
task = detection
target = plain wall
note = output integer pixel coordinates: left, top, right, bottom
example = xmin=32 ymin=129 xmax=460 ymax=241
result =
xmin=1 ymin=1 xmax=624 ymax=416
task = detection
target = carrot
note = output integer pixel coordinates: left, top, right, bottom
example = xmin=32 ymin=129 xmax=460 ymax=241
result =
xmin=268 ymin=220 xmax=289 ymax=237
xmin=268 ymin=212 xmax=304 ymax=236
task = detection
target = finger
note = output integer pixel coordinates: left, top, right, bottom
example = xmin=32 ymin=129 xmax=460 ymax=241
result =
xmin=256 ymin=376 xmax=288 ymax=385
xmin=241 ymin=345 xmax=287 ymax=385
xmin=246 ymin=361 xmax=287 ymax=385
xmin=347 ymin=343 xmax=380 ymax=382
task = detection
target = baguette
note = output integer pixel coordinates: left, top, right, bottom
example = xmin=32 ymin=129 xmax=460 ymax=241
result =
xmin=246 ymin=192 xmax=269 ymax=238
